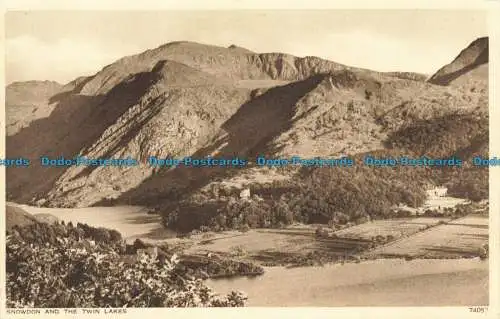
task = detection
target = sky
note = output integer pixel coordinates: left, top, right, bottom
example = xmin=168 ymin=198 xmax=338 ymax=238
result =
xmin=5 ymin=10 xmax=488 ymax=84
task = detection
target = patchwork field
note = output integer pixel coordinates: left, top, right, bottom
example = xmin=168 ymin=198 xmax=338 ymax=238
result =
xmin=184 ymin=226 xmax=318 ymax=258
xmin=366 ymin=215 xmax=488 ymax=258
xmin=333 ymin=217 xmax=451 ymax=241
xmin=183 ymin=216 xmax=458 ymax=264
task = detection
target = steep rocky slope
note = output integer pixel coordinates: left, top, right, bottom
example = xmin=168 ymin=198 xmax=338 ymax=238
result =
xmin=415 ymin=36 xmax=489 ymax=159
xmin=6 ymin=38 xmax=488 ymax=208
xmin=428 ymin=37 xmax=488 ymax=91
xmin=6 ymin=80 xmax=63 ymax=135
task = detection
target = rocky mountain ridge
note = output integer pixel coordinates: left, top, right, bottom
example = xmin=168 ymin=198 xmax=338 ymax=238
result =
xmin=6 ymin=38 xmax=488 ymax=207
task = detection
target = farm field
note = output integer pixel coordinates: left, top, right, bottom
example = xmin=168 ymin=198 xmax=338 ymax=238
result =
xmin=366 ymin=215 xmax=488 ymax=258
xmin=183 ymin=216 xmax=455 ymax=264
xmin=333 ymin=217 xmax=451 ymax=241
xmin=184 ymin=226 xmax=318 ymax=258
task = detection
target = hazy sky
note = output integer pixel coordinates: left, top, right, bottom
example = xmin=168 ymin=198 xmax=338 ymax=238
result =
xmin=5 ymin=10 xmax=488 ymax=84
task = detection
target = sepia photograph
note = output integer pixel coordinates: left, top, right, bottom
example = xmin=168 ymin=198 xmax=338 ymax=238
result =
xmin=2 ymin=7 xmax=495 ymax=315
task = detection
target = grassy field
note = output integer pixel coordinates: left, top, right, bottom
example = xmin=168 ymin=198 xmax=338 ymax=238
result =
xmin=365 ymin=215 xmax=488 ymax=258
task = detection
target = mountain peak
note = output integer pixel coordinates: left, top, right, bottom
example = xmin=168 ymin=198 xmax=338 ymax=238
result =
xmin=427 ymin=36 xmax=488 ymax=86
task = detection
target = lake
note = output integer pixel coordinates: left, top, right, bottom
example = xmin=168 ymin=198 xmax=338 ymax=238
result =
xmin=207 ymin=258 xmax=488 ymax=306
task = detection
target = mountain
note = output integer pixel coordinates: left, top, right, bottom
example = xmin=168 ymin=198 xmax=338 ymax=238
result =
xmin=427 ymin=37 xmax=488 ymax=90
xmin=6 ymin=38 xmax=488 ymax=208
xmin=6 ymin=80 xmax=64 ymax=135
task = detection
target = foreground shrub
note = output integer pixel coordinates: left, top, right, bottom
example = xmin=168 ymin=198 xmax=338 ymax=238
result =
xmin=6 ymin=224 xmax=247 ymax=308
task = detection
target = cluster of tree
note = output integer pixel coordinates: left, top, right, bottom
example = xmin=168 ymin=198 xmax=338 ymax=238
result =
xmin=162 ymin=150 xmax=430 ymax=233
xmin=163 ymin=197 xmax=294 ymax=232
xmin=444 ymin=168 xmax=488 ymax=202
xmin=210 ymin=197 xmax=294 ymax=230
xmin=7 ymin=221 xmax=124 ymax=252
xmin=6 ymin=221 xmax=246 ymax=308
xmin=291 ymin=155 xmax=428 ymax=222
xmin=197 ymin=184 xmax=245 ymax=202
xmin=125 ymin=239 xmax=264 ymax=279
xmin=385 ymin=113 xmax=488 ymax=159
xmin=161 ymin=144 xmax=488 ymax=234
xmin=179 ymin=255 xmax=264 ymax=279
xmin=384 ymin=112 xmax=489 ymax=203
xmin=422 ymin=203 xmax=475 ymax=218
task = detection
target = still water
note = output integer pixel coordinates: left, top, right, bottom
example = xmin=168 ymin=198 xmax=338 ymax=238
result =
xmin=207 ymin=258 xmax=488 ymax=306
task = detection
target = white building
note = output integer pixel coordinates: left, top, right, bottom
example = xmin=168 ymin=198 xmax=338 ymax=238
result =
xmin=239 ymin=188 xmax=251 ymax=200
xmin=426 ymin=187 xmax=447 ymax=198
